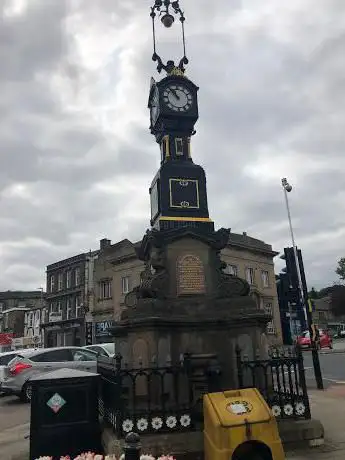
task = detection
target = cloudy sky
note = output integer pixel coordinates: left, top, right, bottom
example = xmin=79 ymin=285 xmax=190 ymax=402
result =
xmin=1 ymin=0 xmax=345 ymax=291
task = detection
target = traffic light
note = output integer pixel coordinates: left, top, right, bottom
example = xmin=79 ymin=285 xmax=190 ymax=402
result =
xmin=280 ymin=247 xmax=308 ymax=300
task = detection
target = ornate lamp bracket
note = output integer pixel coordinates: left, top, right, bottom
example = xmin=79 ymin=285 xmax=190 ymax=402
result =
xmin=150 ymin=0 xmax=189 ymax=75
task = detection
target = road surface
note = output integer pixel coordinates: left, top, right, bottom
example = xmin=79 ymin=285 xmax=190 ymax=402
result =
xmin=303 ymin=350 xmax=345 ymax=388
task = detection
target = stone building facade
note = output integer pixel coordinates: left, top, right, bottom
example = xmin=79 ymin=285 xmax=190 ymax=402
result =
xmin=313 ymin=296 xmax=345 ymax=332
xmin=42 ymin=251 xmax=98 ymax=347
xmin=91 ymin=232 xmax=282 ymax=344
xmin=0 ymin=291 xmax=45 ymax=352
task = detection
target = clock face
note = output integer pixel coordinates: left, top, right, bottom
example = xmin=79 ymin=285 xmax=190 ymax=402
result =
xmin=163 ymin=84 xmax=193 ymax=112
xmin=150 ymin=180 xmax=159 ymax=219
xmin=150 ymin=85 xmax=159 ymax=125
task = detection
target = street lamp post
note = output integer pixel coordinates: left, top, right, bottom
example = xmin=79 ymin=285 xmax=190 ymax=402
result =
xmin=37 ymin=287 xmax=44 ymax=348
xmin=281 ymin=178 xmax=324 ymax=390
xmin=281 ymin=179 xmax=308 ymax=325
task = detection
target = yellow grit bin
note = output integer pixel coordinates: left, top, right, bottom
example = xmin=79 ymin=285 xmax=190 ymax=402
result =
xmin=203 ymin=388 xmax=286 ymax=460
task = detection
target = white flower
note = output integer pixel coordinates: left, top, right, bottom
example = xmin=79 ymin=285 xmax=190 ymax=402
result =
xmin=137 ymin=417 xmax=148 ymax=431
xmin=295 ymin=402 xmax=306 ymax=416
xmin=157 ymin=456 xmax=176 ymax=460
xmin=283 ymin=404 xmax=294 ymax=416
xmin=180 ymin=414 xmax=191 ymax=427
xmin=122 ymin=418 xmax=134 ymax=433
xmin=140 ymin=455 xmax=155 ymax=460
xmin=166 ymin=415 xmax=177 ymax=428
xmin=271 ymin=405 xmax=281 ymax=417
xmin=151 ymin=416 xmax=163 ymax=430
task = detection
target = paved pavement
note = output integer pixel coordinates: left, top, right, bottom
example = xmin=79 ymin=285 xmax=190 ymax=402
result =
xmin=0 ymin=395 xmax=30 ymax=460
xmin=286 ymin=385 xmax=345 ymax=459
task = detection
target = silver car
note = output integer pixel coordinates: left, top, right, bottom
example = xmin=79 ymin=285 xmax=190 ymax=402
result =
xmin=1 ymin=346 xmax=97 ymax=402
xmin=0 ymin=349 xmax=37 ymax=394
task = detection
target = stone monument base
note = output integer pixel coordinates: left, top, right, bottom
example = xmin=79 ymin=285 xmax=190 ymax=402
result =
xmin=102 ymin=418 xmax=325 ymax=459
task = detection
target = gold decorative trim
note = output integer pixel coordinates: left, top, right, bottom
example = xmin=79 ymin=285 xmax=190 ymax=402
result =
xmin=168 ymin=67 xmax=185 ymax=77
xmin=169 ymin=178 xmax=200 ymax=209
xmin=162 ymin=135 xmax=170 ymax=159
xmin=159 ymin=216 xmax=212 ymax=222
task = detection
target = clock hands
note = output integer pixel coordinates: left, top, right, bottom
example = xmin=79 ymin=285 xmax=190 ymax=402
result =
xmin=169 ymin=88 xmax=180 ymax=100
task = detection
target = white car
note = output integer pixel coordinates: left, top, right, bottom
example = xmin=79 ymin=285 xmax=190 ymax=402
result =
xmin=83 ymin=342 xmax=115 ymax=358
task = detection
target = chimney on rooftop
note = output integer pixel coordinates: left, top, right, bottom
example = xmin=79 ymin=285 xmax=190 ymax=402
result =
xmin=100 ymin=238 xmax=111 ymax=250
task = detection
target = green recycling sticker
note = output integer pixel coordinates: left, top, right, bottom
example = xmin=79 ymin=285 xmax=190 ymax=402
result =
xmin=46 ymin=393 xmax=66 ymax=413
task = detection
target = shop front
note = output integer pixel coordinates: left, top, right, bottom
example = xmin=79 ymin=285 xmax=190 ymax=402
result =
xmin=0 ymin=333 xmax=14 ymax=352
xmin=94 ymin=320 xmax=115 ymax=344
xmin=42 ymin=318 xmax=85 ymax=348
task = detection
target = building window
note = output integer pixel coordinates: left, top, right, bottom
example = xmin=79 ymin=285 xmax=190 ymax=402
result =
xmin=57 ymin=301 xmax=62 ymax=313
xmin=318 ymin=311 xmax=326 ymax=322
xmin=58 ymin=273 xmax=63 ymax=291
xmin=27 ymin=313 xmax=33 ymax=328
xmin=245 ymin=267 xmax=255 ymax=285
xmin=264 ymin=302 xmax=276 ymax=334
xmin=50 ymin=275 xmax=55 ymax=293
xmin=66 ymin=298 xmax=72 ymax=319
xmin=75 ymin=267 xmax=81 ymax=286
xmin=66 ymin=270 xmax=72 ymax=289
xmin=261 ymin=270 xmax=269 ymax=288
xmin=35 ymin=310 xmax=40 ymax=327
xmin=122 ymin=276 xmax=130 ymax=294
xmin=100 ymin=280 xmax=112 ymax=299
xmin=224 ymin=264 xmax=238 ymax=276
xmin=76 ymin=295 xmax=83 ymax=317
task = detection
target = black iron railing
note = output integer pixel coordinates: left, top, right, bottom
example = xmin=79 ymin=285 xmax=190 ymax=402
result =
xmin=97 ymin=353 xmax=220 ymax=437
xmin=235 ymin=345 xmax=311 ymax=420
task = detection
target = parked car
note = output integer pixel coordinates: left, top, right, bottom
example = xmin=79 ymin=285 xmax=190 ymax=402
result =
xmin=83 ymin=342 xmax=115 ymax=358
xmin=0 ymin=349 xmax=37 ymax=394
xmin=1 ymin=346 xmax=98 ymax=402
xmin=297 ymin=330 xmax=333 ymax=350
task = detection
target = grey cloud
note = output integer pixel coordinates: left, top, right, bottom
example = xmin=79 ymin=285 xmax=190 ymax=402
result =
xmin=0 ymin=0 xmax=344 ymax=290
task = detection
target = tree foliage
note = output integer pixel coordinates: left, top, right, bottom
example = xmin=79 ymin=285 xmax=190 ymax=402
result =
xmin=336 ymin=257 xmax=345 ymax=281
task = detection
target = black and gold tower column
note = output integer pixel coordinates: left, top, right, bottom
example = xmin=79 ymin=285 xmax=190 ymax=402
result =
xmin=112 ymin=0 xmax=269 ymax=393
xmin=147 ymin=2 xmax=213 ymax=232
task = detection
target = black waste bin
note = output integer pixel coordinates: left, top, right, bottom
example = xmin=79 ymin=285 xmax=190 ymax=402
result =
xmin=29 ymin=368 xmax=103 ymax=460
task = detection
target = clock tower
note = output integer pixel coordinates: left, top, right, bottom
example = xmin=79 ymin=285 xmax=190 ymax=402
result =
xmin=148 ymin=1 xmax=214 ymax=232
xmin=113 ymin=1 xmax=271 ymax=397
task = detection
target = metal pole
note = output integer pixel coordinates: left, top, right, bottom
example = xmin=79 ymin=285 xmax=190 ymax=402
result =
xmin=281 ymin=178 xmax=323 ymax=390
xmin=37 ymin=287 xmax=44 ymax=348
xmin=282 ymin=183 xmax=308 ymax=324
xmin=287 ymin=301 xmax=295 ymax=343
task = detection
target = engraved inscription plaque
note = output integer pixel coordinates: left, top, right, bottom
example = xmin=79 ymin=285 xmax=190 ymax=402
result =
xmin=177 ymin=254 xmax=206 ymax=295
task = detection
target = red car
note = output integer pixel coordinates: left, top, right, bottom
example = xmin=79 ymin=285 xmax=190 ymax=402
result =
xmin=297 ymin=330 xmax=333 ymax=350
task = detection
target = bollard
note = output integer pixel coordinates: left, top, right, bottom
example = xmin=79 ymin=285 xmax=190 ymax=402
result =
xmin=124 ymin=432 xmax=141 ymax=460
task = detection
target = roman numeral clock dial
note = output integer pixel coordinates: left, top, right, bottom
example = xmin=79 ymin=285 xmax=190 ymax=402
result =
xmin=163 ymin=84 xmax=193 ymax=112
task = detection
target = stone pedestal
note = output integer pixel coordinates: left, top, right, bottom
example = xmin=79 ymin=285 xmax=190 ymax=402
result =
xmin=111 ymin=226 xmax=270 ymax=390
